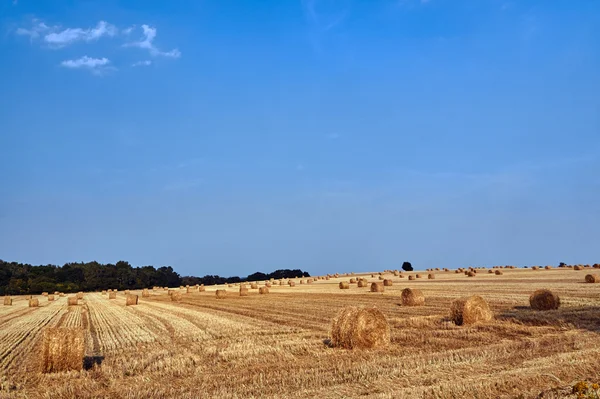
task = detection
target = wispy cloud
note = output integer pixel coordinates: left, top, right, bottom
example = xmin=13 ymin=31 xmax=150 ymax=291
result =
xmin=125 ymin=25 xmax=181 ymax=58
xmin=15 ymin=20 xmax=53 ymax=40
xmin=132 ymin=60 xmax=152 ymax=67
xmin=44 ymin=21 xmax=117 ymax=48
xmin=60 ymin=56 xmax=112 ymax=75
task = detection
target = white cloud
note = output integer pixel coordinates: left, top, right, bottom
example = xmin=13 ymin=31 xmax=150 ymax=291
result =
xmin=15 ymin=20 xmax=52 ymax=40
xmin=122 ymin=25 xmax=135 ymax=35
xmin=44 ymin=21 xmax=117 ymax=47
xmin=132 ymin=60 xmax=152 ymax=67
xmin=125 ymin=24 xmax=181 ymax=58
xmin=60 ymin=56 xmax=112 ymax=75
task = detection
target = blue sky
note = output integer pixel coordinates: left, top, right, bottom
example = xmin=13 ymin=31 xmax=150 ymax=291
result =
xmin=1 ymin=0 xmax=599 ymax=276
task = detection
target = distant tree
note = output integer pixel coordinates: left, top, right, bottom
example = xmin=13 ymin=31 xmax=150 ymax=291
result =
xmin=402 ymin=262 xmax=413 ymax=272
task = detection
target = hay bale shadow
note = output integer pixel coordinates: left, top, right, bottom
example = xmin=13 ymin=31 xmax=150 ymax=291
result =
xmin=498 ymin=306 xmax=600 ymax=333
xmin=322 ymin=338 xmax=334 ymax=348
xmin=83 ymin=356 xmax=104 ymax=370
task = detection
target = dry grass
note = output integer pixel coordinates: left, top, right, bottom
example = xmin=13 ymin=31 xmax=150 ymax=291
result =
xmin=0 ymin=268 xmax=599 ymax=398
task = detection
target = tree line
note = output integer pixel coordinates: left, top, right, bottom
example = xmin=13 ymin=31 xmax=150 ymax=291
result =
xmin=0 ymin=259 xmax=309 ymax=295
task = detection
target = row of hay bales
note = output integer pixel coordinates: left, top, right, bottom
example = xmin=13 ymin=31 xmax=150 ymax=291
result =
xmin=3 ymin=293 xmax=68 ymax=306
xmin=330 ymin=288 xmax=562 ymax=349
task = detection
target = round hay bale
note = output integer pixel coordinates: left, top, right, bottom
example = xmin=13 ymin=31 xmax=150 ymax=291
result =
xmin=408 ymin=275 xmax=415 ymax=281
xmin=450 ymin=296 xmax=492 ymax=325
xmin=215 ymin=290 xmax=226 ymax=299
xmin=108 ymin=292 xmax=117 ymax=300
xmin=239 ymin=287 xmax=249 ymax=296
xmin=29 ymin=298 xmax=39 ymax=307
xmin=378 ymin=275 xmax=384 ymax=280
xmin=495 ymin=270 xmax=503 ymax=275
xmin=574 ymin=265 xmax=584 ymax=271
xmin=3 ymin=296 xmax=12 ymax=306
xmin=544 ymin=265 xmax=552 ymax=270
xmin=259 ymin=287 xmax=269 ymax=294
xmin=330 ymin=306 xmax=390 ymax=349
xmin=300 ymin=280 xmax=305 ymax=284
xmin=306 ymin=279 xmax=312 ymax=284
xmin=171 ymin=292 xmax=182 ymax=302
xmin=401 ymin=288 xmax=424 ymax=306
xmin=339 ymin=282 xmax=350 ymax=289
xmin=41 ymin=327 xmax=85 ymax=373
xmin=488 ymin=270 xmax=494 ymax=274
xmin=467 ymin=271 xmax=476 ymax=277
xmin=142 ymin=289 xmax=150 ymax=298
xmin=529 ymin=289 xmax=560 ymax=310
xmin=350 ymin=278 xmax=356 ymax=284
xmin=198 ymin=286 xmax=206 ymax=292
xmin=76 ymin=292 xmax=84 ymax=299
xmin=415 ymin=274 xmax=422 ymax=279
xmin=250 ymin=283 xmax=258 ymax=289
xmin=584 ymin=274 xmax=599 ymax=283
xmin=67 ymin=297 xmax=78 ymax=306
xmin=288 ymin=281 xmax=295 ymax=287
xmin=383 ymin=279 xmax=393 ymax=286
xmin=357 ymin=280 xmax=366 ymax=288
xmin=428 ymin=273 xmax=435 ymax=279
xmin=125 ymin=294 xmax=138 ymax=306
xmin=48 ymin=295 xmax=55 ymax=301
xmin=370 ymin=282 xmax=384 ymax=293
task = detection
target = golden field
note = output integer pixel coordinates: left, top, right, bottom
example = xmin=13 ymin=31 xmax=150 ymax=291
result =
xmin=1 ymin=268 xmax=599 ymax=399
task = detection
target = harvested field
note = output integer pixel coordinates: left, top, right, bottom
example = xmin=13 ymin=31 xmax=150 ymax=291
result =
xmin=0 ymin=268 xmax=599 ymax=398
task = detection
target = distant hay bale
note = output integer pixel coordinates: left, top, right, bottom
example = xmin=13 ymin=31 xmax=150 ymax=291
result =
xmin=250 ymin=283 xmax=258 ymax=289
xmin=265 ymin=282 xmax=272 ymax=287
xmin=495 ymin=270 xmax=503 ymax=275
xmin=574 ymin=265 xmax=584 ymax=271
xmin=125 ymin=294 xmax=138 ymax=306
xmin=306 ymin=279 xmax=312 ymax=284
xmin=357 ymin=280 xmax=366 ymax=288
xmin=450 ymin=296 xmax=493 ymax=325
xmin=300 ymin=280 xmax=305 ymax=284
xmin=383 ymin=279 xmax=393 ymax=286
xmin=584 ymin=274 xmax=599 ymax=283
xmin=371 ymin=274 xmax=375 ymax=278
xmin=215 ymin=290 xmax=226 ymax=299
xmin=279 ymin=281 xmax=284 ymax=286
xmin=67 ymin=297 xmax=78 ymax=306
xmin=124 ymin=290 xmax=130 ymax=295
xmin=187 ymin=287 xmax=194 ymax=293
xmin=108 ymin=292 xmax=116 ymax=300
xmin=488 ymin=270 xmax=494 ymax=274
xmin=467 ymin=271 xmax=476 ymax=277
xmin=529 ymin=289 xmax=560 ymax=310
xmin=76 ymin=292 xmax=83 ymax=299
xmin=29 ymin=298 xmax=39 ymax=307
xmin=378 ymin=275 xmax=384 ymax=280
xmin=171 ymin=292 xmax=183 ymax=302
xmin=59 ymin=293 xmax=65 ymax=297
xmin=288 ymin=281 xmax=295 ymax=287
xmin=545 ymin=265 xmax=552 ymax=270
xmin=227 ymin=284 xmax=233 ymax=288
xmin=428 ymin=273 xmax=435 ymax=279
xmin=3 ymin=296 xmax=11 ymax=306
xmin=41 ymin=327 xmax=85 ymax=373
xmin=239 ymin=287 xmax=249 ymax=296
xmin=416 ymin=274 xmax=422 ymax=279
xmin=142 ymin=289 xmax=150 ymax=297
xmin=48 ymin=295 xmax=55 ymax=301
xmin=259 ymin=287 xmax=269 ymax=294
xmin=532 ymin=266 xmax=539 ymax=271
xmin=350 ymin=278 xmax=356 ymax=284
xmin=101 ymin=290 xmax=107 ymax=295
xmin=54 ymin=291 xmax=60 ymax=295
xmin=370 ymin=282 xmax=384 ymax=293
xmin=339 ymin=282 xmax=350 ymax=289
xmin=401 ymin=288 xmax=424 ymax=306
xmin=26 ymin=295 xmax=32 ymax=300
xmin=455 ymin=270 xmax=460 ymax=274
xmin=408 ymin=275 xmax=415 ymax=281
xmin=198 ymin=286 xmax=206 ymax=292
xmin=593 ymin=264 xmax=600 ymax=269
xmin=330 ymin=306 xmax=390 ymax=349
xmin=42 ymin=292 xmax=48 ymax=296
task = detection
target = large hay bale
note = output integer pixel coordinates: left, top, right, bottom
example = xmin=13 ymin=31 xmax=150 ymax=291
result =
xmin=349 ymin=278 xmax=356 ymax=284
xmin=108 ymin=292 xmax=117 ymax=300
xmin=467 ymin=271 xmax=476 ymax=277
xmin=574 ymin=265 xmax=584 ymax=271
xmin=488 ymin=270 xmax=494 ymax=274
xmin=370 ymin=282 xmax=384 ymax=293
xmin=339 ymin=282 xmax=350 ymax=289
xmin=41 ymin=327 xmax=85 ymax=373
xmin=239 ymin=287 xmax=249 ymax=296
xmin=330 ymin=306 xmax=390 ymax=349
xmin=142 ymin=289 xmax=150 ymax=297
xmin=529 ymin=289 xmax=560 ymax=310
xmin=428 ymin=273 xmax=435 ymax=279
xmin=76 ymin=292 xmax=83 ymax=300
xmin=357 ymin=280 xmax=367 ymax=288
xmin=125 ymin=294 xmax=138 ymax=306
xmin=259 ymin=287 xmax=269 ymax=294
xmin=3 ymin=296 xmax=12 ymax=306
xmin=401 ymin=288 xmax=424 ymax=306
xmin=408 ymin=275 xmax=415 ymax=281
xmin=216 ymin=290 xmax=226 ymax=299
xmin=585 ymin=274 xmax=600 ymax=283
xmin=48 ymin=295 xmax=55 ymax=301
xmin=383 ymin=279 xmax=393 ymax=286
xmin=29 ymin=298 xmax=39 ymax=307
xmin=450 ymin=295 xmax=493 ymax=325
xmin=171 ymin=292 xmax=183 ymax=302
xmin=67 ymin=297 xmax=78 ymax=306
xmin=495 ymin=270 xmax=503 ymax=275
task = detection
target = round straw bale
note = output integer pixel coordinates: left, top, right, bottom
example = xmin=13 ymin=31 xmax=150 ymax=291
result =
xmin=29 ymin=298 xmax=39 ymax=307
xmin=76 ymin=292 xmax=84 ymax=299
xmin=48 ymin=295 xmax=55 ymax=301
xmin=42 ymin=292 xmax=48 ymax=296
xmin=108 ymin=291 xmax=117 ymax=300
xmin=488 ymin=270 xmax=494 ymax=274
xmin=350 ymin=278 xmax=356 ymax=284
xmin=250 ymin=283 xmax=258 ymax=289
xmin=455 ymin=270 xmax=460 ymax=274
xmin=239 ymin=287 xmax=249 ymax=296
xmin=215 ymin=289 xmax=226 ymax=299
xmin=288 ymin=281 xmax=295 ymax=287
xmin=495 ymin=270 xmax=503 ymax=275
xmin=125 ymin=294 xmax=138 ymax=306
xmin=408 ymin=275 xmax=415 ymax=281
xmin=378 ymin=275 xmax=384 ymax=280
xmin=370 ymin=282 xmax=384 ymax=292
xmin=450 ymin=295 xmax=492 ymax=325
xmin=67 ymin=297 xmax=78 ymax=306
xmin=3 ymin=296 xmax=12 ymax=306
xmin=584 ymin=274 xmax=599 ymax=283
xmin=339 ymin=282 xmax=350 ymax=289
xmin=171 ymin=292 xmax=182 ymax=302
xmin=401 ymin=288 xmax=424 ymax=306
xmin=259 ymin=287 xmax=269 ymax=294
xmin=544 ymin=265 xmax=552 ymax=270
xmin=142 ymin=289 xmax=150 ymax=297
xmin=198 ymin=286 xmax=206 ymax=292
xmin=574 ymin=265 xmax=583 ymax=270
xmin=467 ymin=271 xmax=476 ymax=277
xmin=529 ymin=289 xmax=560 ymax=310
xmin=415 ymin=274 xmax=422 ymax=278
xmin=383 ymin=279 xmax=393 ymax=286
xmin=330 ymin=306 xmax=390 ymax=349
xmin=428 ymin=273 xmax=435 ymax=279
xmin=300 ymin=279 xmax=305 ymax=284
xmin=41 ymin=327 xmax=85 ymax=373
xmin=357 ymin=280 xmax=366 ymax=288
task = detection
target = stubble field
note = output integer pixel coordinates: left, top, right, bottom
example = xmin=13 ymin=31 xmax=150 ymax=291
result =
xmin=1 ymin=268 xmax=599 ymax=399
